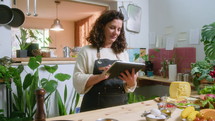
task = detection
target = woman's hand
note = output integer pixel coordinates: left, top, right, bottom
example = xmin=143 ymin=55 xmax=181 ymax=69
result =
xmin=85 ymin=65 xmax=111 ymax=90
xmin=118 ymin=68 xmax=138 ymax=87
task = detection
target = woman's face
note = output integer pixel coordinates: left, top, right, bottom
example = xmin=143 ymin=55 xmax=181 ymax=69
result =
xmin=104 ymin=19 xmax=123 ymax=47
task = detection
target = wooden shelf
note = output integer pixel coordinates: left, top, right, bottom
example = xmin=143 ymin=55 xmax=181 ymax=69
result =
xmin=12 ymin=57 xmax=76 ymax=62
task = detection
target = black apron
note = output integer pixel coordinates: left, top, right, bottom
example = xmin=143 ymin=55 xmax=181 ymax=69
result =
xmin=80 ymin=49 xmax=128 ymax=112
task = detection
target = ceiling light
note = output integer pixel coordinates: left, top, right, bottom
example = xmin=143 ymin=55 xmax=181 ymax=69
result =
xmin=50 ymin=0 xmax=64 ymax=31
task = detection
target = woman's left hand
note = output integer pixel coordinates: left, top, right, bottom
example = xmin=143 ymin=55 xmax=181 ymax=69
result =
xmin=118 ymin=68 xmax=138 ymax=87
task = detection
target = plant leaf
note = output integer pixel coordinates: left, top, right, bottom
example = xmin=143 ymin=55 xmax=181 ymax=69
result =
xmin=43 ymin=80 xmax=58 ymax=93
xmin=23 ymin=73 xmax=33 ymax=90
xmin=204 ymin=42 xmax=215 ymax=60
xmin=44 ymin=65 xmax=58 ymax=74
xmin=54 ymin=73 xmax=71 ymax=81
xmin=64 ymin=85 xmax=67 ymax=103
xmin=41 ymin=78 xmax=49 ymax=87
xmin=56 ymin=90 xmax=67 ymax=115
xmin=28 ymin=57 xmax=40 ymax=70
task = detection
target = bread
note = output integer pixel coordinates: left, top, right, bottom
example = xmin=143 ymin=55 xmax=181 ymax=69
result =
xmin=200 ymin=109 xmax=215 ymax=120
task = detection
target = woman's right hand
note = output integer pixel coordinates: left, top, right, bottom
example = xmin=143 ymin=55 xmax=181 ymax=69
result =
xmin=85 ymin=65 xmax=111 ymax=90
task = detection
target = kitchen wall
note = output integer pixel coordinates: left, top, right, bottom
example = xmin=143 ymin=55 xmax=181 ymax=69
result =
xmin=148 ymin=0 xmax=215 ymax=61
xmin=0 ymin=0 xmax=12 ymax=115
xmin=0 ymin=0 xmax=12 ymax=57
xmin=23 ymin=17 xmax=75 ymax=57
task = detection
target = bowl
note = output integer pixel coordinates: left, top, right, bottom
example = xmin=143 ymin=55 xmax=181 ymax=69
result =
xmin=145 ymin=116 xmax=167 ymax=121
xmin=142 ymin=110 xmax=169 ymax=121
xmin=157 ymin=103 xmax=176 ymax=113
xmin=96 ymin=118 xmax=118 ymax=121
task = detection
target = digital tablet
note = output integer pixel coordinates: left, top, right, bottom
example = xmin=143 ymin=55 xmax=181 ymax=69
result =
xmin=103 ymin=61 xmax=145 ymax=79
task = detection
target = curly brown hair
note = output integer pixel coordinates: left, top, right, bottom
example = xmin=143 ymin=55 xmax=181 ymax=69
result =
xmin=86 ymin=10 xmax=127 ymax=54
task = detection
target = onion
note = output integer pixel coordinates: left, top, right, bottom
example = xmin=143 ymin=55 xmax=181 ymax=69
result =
xmin=205 ymin=94 xmax=215 ymax=98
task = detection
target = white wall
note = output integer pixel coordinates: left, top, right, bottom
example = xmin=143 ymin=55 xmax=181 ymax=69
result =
xmin=89 ymin=0 xmax=149 ymax=51
xmin=121 ymin=1 xmax=149 ymax=50
xmin=0 ymin=0 xmax=12 ymax=116
xmin=0 ymin=0 xmax=12 ymax=58
xmin=148 ymin=0 xmax=215 ymax=61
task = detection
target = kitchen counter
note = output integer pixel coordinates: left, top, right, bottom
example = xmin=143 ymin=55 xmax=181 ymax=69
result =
xmin=45 ymin=100 xmax=182 ymax=121
xmin=137 ymin=76 xmax=194 ymax=88
xmin=137 ymin=76 xmax=172 ymax=86
xmin=12 ymin=57 xmax=76 ymax=65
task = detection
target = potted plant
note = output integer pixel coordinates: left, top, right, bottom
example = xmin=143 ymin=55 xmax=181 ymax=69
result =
xmin=0 ymin=56 xmax=79 ymax=120
xmin=15 ymin=28 xmax=37 ymax=58
xmin=190 ymin=22 xmax=215 ymax=92
xmin=134 ymin=53 xmax=155 ymax=77
xmin=0 ymin=56 xmax=15 ymax=88
xmin=191 ymin=59 xmax=214 ymax=92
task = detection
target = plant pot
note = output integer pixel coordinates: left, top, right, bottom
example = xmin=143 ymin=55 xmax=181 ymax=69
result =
xmin=200 ymin=79 xmax=215 ymax=84
xmin=27 ymin=43 xmax=39 ymax=57
xmin=145 ymin=61 xmax=153 ymax=75
xmin=168 ymin=64 xmax=177 ymax=81
xmin=16 ymin=50 xmax=27 ymax=58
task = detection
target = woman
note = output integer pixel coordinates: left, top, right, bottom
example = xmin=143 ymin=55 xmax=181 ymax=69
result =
xmin=73 ymin=10 xmax=138 ymax=112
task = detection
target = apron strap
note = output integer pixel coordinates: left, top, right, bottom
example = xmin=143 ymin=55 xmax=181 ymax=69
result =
xmin=96 ymin=47 xmax=120 ymax=61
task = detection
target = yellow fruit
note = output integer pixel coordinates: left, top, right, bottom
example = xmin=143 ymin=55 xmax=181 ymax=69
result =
xmin=187 ymin=111 xmax=199 ymax=121
xmin=181 ymin=106 xmax=195 ymax=119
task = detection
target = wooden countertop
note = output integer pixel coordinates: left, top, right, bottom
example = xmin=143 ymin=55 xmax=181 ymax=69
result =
xmin=12 ymin=57 xmax=76 ymax=62
xmin=12 ymin=57 xmax=76 ymax=65
xmin=137 ymin=76 xmax=194 ymax=87
xmin=46 ymin=100 xmax=182 ymax=121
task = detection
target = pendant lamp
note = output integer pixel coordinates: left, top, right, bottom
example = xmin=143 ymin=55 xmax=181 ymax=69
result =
xmin=50 ymin=0 xmax=64 ymax=31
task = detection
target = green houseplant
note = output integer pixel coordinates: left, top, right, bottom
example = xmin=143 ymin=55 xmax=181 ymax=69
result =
xmin=201 ymin=22 xmax=215 ymax=60
xmin=15 ymin=28 xmax=37 ymax=58
xmin=0 ymin=56 xmax=16 ymax=89
xmin=190 ymin=21 xmax=215 ymax=92
xmin=15 ymin=28 xmax=37 ymax=50
xmin=191 ymin=59 xmax=214 ymax=92
xmin=15 ymin=28 xmax=53 ymax=57
xmin=134 ymin=53 xmax=156 ymax=77
xmin=4 ymin=56 xmax=79 ymax=120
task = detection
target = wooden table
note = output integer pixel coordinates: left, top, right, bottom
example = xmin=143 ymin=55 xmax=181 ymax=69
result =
xmin=46 ymin=100 xmax=182 ymax=121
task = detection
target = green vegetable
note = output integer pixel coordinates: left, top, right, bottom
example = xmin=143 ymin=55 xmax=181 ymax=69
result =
xmin=200 ymin=84 xmax=215 ymax=94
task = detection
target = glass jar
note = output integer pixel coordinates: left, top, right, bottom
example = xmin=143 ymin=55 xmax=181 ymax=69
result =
xmin=41 ymin=47 xmax=50 ymax=57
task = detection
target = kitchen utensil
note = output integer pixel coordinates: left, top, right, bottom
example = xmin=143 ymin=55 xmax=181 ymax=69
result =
xmin=26 ymin=0 xmax=31 ymax=16
xmin=63 ymin=46 xmax=72 ymax=58
xmin=119 ymin=4 xmax=128 ymax=21
xmin=126 ymin=3 xmax=142 ymax=33
xmin=142 ymin=110 xmax=169 ymax=121
xmin=8 ymin=0 xmax=25 ymax=27
xmin=33 ymin=0 xmax=38 ymax=16
xmin=0 ymin=0 xmax=14 ymax=24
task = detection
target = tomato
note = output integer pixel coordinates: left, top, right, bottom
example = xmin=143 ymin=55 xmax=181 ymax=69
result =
xmin=207 ymin=117 xmax=215 ymax=121
xmin=199 ymin=118 xmax=207 ymax=121
xmin=194 ymin=117 xmax=200 ymax=121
